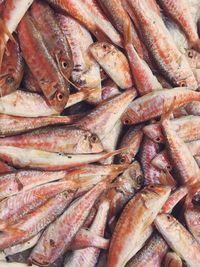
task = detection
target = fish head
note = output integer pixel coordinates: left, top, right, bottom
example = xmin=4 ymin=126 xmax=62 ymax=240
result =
xmin=155 ymin=213 xmax=178 ymax=233
xmin=143 ymin=124 xmax=164 ymax=143
xmin=90 ymin=42 xmax=114 ymax=61
xmin=77 ymin=131 xmax=103 ymax=153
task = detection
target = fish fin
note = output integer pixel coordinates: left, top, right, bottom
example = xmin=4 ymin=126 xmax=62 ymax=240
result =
xmin=124 ymin=20 xmax=132 ymax=47
xmin=160 ymin=96 xmax=176 ymax=125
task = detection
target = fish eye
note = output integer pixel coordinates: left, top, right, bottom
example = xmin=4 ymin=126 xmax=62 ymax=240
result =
xmin=155 ymin=137 xmax=161 ymax=142
xmin=61 ymin=61 xmax=68 ymax=69
xmin=56 ymin=92 xmax=64 ymax=102
xmin=149 ymin=185 xmax=154 ymax=189
xmin=90 ymin=134 xmax=99 ymax=143
xmin=167 ymin=215 xmax=171 ymax=220
xmin=166 ymin=165 xmax=172 ymax=171
xmin=188 ymin=50 xmax=194 ymax=58
xmin=118 ymin=155 xmax=127 ymax=164
xmin=102 ymin=43 xmax=109 ymax=50
xmin=179 ymin=81 xmax=187 ymax=87
xmin=6 ymin=76 xmax=14 ymax=84
xmin=123 ymin=118 xmax=131 ymax=125
xmin=137 ymin=175 xmax=144 ymax=186
xmin=192 ymin=191 xmax=200 ymax=206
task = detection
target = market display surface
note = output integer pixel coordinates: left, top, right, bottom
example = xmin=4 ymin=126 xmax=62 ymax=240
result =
xmin=0 ymin=0 xmax=200 ymax=266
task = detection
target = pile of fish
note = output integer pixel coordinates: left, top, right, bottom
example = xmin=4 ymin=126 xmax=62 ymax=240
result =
xmin=0 ymin=0 xmax=200 ymax=266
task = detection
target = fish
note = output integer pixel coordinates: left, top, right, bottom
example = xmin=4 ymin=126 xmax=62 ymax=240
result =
xmin=64 ymin=200 xmax=109 ymax=267
xmin=164 ymin=252 xmax=183 ymax=267
xmin=90 ymin=42 xmax=133 ymax=89
xmin=155 ymin=213 xmax=200 ymax=267
xmin=57 ymin=14 xmax=102 ymax=104
xmin=0 ymin=126 xmax=104 ymax=154
xmin=101 ymin=79 xmax=121 ymax=101
xmin=158 ymin=0 xmax=200 ymax=52
xmin=0 ymin=146 xmax=127 ymax=171
xmin=76 ymin=89 xmax=137 ymax=140
xmin=143 ymin=115 xmax=200 ymax=143
xmin=30 ymin=1 xmax=73 ymax=81
xmin=126 ymin=233 xmax=168 ymax=267
xmin=0 ymin=113 xmax=82 ymax=136
xmin=0 ymin=39 xmax=24 ymax=96
xmin=0 ymin=160 xmax=14 ymax=174
xmin=121 ymin=88 xmax=200 ymax=125
xmin=29 ymin=180 xmax=113 ymax=265
xmin=18 ymin=14 xmax=68 ymax=112
xmin=118 ymin=124 xmax=143 ymax=164
xmin=106 ymin=185 xmax=171 ymax=267
xmin=47 ymin=0 xmax=122 ymax=47
xmin=0 ymin=0 xmax=34 ymax=68
xmin=125 ymin=0 xmax=198 ymax=88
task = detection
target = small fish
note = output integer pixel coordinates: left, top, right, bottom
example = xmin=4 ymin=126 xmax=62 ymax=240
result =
xmin=155 ymin=213 xmax=200 ymax=267
xmin=106 ymin=185 xmax=171 ymax=267
xmin=126 ymin=233 xmax=168 ymax=267
xmin=0 ymin=113 xmax=82 ymax=136
xmin=0 ymin=126 xmax=103 ymax=154
xmin=118 ymin=125 xmax=143 ymax=164
xmin=121 ymin=88 xmax=200 ymax=125
xmin=18 ymin=14 xmax=68 ymax=112
xmin=0 ymin=39 xmax=24 ymax=96
xmin=76 ymin=89 xmax=137 ymax=140
xmin=90 ymin=42 xmax=133 ymax=89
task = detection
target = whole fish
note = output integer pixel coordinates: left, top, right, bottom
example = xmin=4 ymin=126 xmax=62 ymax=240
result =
xmin=0 ymin=39 xmax=24 ymax=96
xmin=126 ymin=0 xmax=197 ymax=88
xmin=0 ymin=0 xmax=34 ymax=68
xmin=29 ymin=180 xmax=113 ymax=265
xmin=125 ymin=26 xmax=162 ymax=95
xmin=126 ymin=233 xmax=168 ymax=267
xmin=0 ymin=90 xmax=58 ymax=117
xmin=18 ymin=14 xmax=68 ymax=112
xmin=0 ymin=114 xmax=82 ymax=136
xmin=155 ymin=213 xmax=200 ymax=267
xmin=164 ymin=252 xmax=183 ymax=267
xmin=0 ymin=146 xmax=126 ymax=171
xmin=76 ymin=89 xmax=137 ymax=140
xmin=47 ymin=0 xmax=122 ymax=47
xmin=106 ymin=185 xmax=171 ymax=267
xmin=158 ymin=0 xmax=200 ymax=51
xmin=64 ymin=200 xmax=109 ymax=267
xmin=143 ymin=115 xmax=200 ymax=143
xmin=0 ymin=191 xmax=74 ymax=249
xmin=90 ymin=42 xmax=133 ymax=89
xmin=121 ymin=88 xmax=200 ymax=125
xmin=57 ymin=14 xmax=102 ymax=104
xmin=30 ymin=1 xmax=73 ymax=81
xmin=118 ymin=125 xmax=143 ymax=164
xmin=0 ymin=126 xmax=103 ymax=154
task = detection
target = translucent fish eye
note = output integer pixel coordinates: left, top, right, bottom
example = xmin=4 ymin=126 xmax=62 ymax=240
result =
xmin=123 ymin=118 xmax=131 ymax=125
xmin=155 ymin=137 xmax=161 ymax=142
xmin=179 ymin=81 xmax=187 ymax=87
xmin=6 ymin=76 xmax=14 ymax=84
xmin=56 ymin=92 xmax=64 ymax=102
xmin=61 ymin=61 xmax=68 ymax=69
xmin=90 ymin=134 xmax=99 ymax=143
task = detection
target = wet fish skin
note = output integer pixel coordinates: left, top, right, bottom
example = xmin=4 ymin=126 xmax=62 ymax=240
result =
xmin=0 ymin=113 xmax=82 ymax=136
xmin=0 ymin=126 xmax=104 ymax=154
xmin=29 ymin=180 xmax=112 ymax=265
xmin=121 ymin=88 xmax=200 ymax=125
xmin=18 ymin=14 xmax=68 ymax=112
xmin=164 ymin=252 xmax=183 ymax=267
xmin=0 ymin=160 xmax=14 ymax=174
xmin=155 ymin=213 xmax=200 ymax=267
xmin=47 ymin=0 xmax=122 ymax=47
xmin=106 ymin=185 xmax=171 ymax=267
xmin=90 ymin=42 xmax=133 ymax=89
